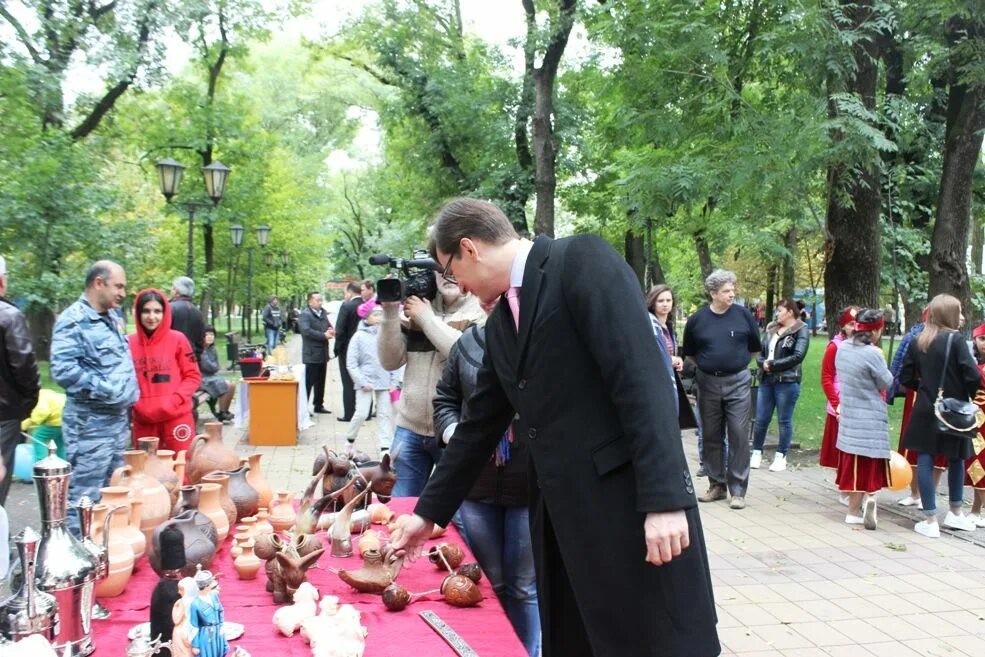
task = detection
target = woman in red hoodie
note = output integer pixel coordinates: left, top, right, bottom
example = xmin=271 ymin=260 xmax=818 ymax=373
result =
xmin=129 ymin=289 xmax=201 ymax=452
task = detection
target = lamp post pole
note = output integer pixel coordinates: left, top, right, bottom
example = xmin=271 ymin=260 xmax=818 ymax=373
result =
xmin=230 ymin=223 xmax=270 ymax=344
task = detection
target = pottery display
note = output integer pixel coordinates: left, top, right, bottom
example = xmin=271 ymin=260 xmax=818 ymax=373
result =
xmin=196 ymin=482 xmax=230 ymax=542
xmin=186 ymin=422 xmax=240 ymax=484
xmin=268 ymin=490 xmax=297 ymax=532
xmin=99 ymin=486 xmax=145 ymax=562
xmin=93 ymin=503 xmax=134 ymax=598
xmin=254 ymin=508 xmax=274 ymax=536
xmin=222 ymin=465 xmax=259 ymax=521
xmin=137 ymin=437 xmax=179 ymax=506
xmin=201 ymin=473 xmax=237 ymax=531
xmin=147 ymin=510 xmax=218 ymax=577
xmin=233 ymin=540 xmax=261 ymax=580
xmin=111 ymin=450 xmax=171 ymax=544
xmin=245 ymin=454 xmax=273 ymax=510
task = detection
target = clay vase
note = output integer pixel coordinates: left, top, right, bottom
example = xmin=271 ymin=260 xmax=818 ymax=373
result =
xmin=269 ymin=490 xmax=297 ymax=532
xmin=221 ymin=465 xmax=259 ymax=521
xmin=94 ymin=504 xmax=135 ymax=598
xmin=234 ymin=539 xmax=261 ymax=580
xmin=231 ymin=532 xmax=251 ymax=559
xmin=138 ymin=437 xmax=179 ymax=507
xmin=255 ymin=508 xmax=274 ymax=536
xmin=100 ymin=486 xmax=145 ymax=562
xmin=149 ymin=510 xmax=218 ymax=577
xmin=238 ymin=517 xmax=257 ymax=539
xmin=112 ymin=450 xmax=171 ymax=545
xmin=90 ymin=504 xmax=108 ymax=544
xmin=201 ymin=473 xmax=237 ymax=531
xmin=174 ymin=450 xmax=188 ymax=485
xmin=244 ymin=454 xmax=273 ymax=510
xmin=196 ymin=482 xmax=229 ymax=542
xmin=187 ymin=422 xmax=240 ymax=484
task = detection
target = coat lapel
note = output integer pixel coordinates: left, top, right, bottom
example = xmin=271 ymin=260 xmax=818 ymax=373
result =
xmin=515 ymin=235 xmax=552 ymax=377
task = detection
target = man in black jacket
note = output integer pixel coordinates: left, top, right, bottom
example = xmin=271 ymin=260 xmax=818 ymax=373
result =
xmin=299 ymin=291 xmax=335 ymax=414
xmin=0 ymin=256 xmax=41 ymax=505
xmin=392 ymin=198 xmax=719 ymax=657
xmin=333 ymin=282 xmax=363 ymax=421
xmin=170 ymin=276 xmax=206 ymax=362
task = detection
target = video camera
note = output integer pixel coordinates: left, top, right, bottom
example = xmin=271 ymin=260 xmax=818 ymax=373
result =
xmin=369 ymin=250 xmax=440 ymax=303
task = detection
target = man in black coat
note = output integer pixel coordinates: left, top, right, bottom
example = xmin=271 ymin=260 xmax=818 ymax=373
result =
xmin=333 ymin=282 xmax=364 ymax=421
xmin=169 ymin=276 xmax=206 ymax=362
xmin=299 ymin=291 xmax=335 ymax=414
xmin=392 ymin=199 xmax=719 ymax=657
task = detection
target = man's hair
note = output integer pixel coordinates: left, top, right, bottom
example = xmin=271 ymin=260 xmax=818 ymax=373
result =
xmin=347 ymin=282 xmax=362 ymax=294
xmin=268 ymin=295 xmax=278 ymax=304
xmin=428 ymin=198 xmax=518 ymax=259
xmin=703 ymin=269 xmax=737 ymax=295
xmin=172 ymin=276 xmax=195 ymax=297
xmin=360 ymin=280 xmax=375 ymax=292
xmin=85 ymin=260 xmax=118 ymax=289
xmin=307 ymin=291 xmax=321 ymax=302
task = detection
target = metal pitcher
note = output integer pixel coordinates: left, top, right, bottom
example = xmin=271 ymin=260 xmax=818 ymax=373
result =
xmin=32 ymin=442 xmax=102 ymax=656
xmin=126 ymin=625 xmax=171 ymax=657
xmin=0 ymin=527 xmax=59 ymax=642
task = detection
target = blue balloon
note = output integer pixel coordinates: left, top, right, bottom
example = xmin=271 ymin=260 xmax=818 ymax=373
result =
xmin=13 ymin=442 xmax=35 ymax=481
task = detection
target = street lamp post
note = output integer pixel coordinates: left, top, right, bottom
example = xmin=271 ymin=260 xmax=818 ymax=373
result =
xmin=277 ymin=251 xmax=289 ymax=297
xmin=231 ymin=224 xmax=270 ymax=343
xmin=155 ymin=159 xmax=231 ymax=278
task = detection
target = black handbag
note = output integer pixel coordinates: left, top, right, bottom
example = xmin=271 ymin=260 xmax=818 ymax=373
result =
xmin=934 ymin=333 xmax=982 ymax=437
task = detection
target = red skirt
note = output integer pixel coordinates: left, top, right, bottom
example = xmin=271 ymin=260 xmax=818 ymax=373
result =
xmin=836 ymin=452 xmax=889 ymax=494
xmin=819 ymin=414 xmax=840 ymax=469
xmin=896 ymin=389 xmax=947 ymax=468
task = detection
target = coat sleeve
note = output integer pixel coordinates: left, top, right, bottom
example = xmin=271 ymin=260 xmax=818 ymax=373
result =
xmin=746 ymin=307 xmax=763 ymax=354
xmin=4 ymin=311 xmax=40 ymax=418
xmin=346 ymin=335 xmax=365 ymax=389
xmin=771 ymin=326 xmax=810 ymax=372
xmin=956 ymin=338 xmax=982 ymax=398
xmin=50 ymin=317 xmax=98 ymax=396
xmin=899 ymin=341 xmax=920 ymax=390
xmin=175 ymin=334 xmax=202 ymax=401
xmin=820 ymin=341 xmax=840 ymax=407
xmin=298 ymin=310 xmax=327 ymax=344
xmin=417 ymin=308 xmax=465 ymax=358
xmin=378 ymin=304 xmax=408 ymax=371
xmin=432 ymin=340 xmax=465 ymax=443
xmin=333 ymin=303 xmax=354 ymax=356
xmin=562 ymin=236 xmax=694 ymax=513
xmin=869 ymin=348 xmax=894 ymax=391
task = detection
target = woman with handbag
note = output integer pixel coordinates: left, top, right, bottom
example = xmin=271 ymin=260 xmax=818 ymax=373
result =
xmin=900 ymin=294 xmax=982 ymax=537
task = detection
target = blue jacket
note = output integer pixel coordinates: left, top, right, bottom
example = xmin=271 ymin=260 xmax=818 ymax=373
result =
xmin=51 ymin=295 xmax=139 ymax=410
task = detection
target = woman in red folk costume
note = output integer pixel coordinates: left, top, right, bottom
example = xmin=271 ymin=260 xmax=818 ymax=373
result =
xmin=966 ymin=323 xmax=985 ymax=527
xmin=820 ymin=307 xmax=858 ymax=504
xmin=129 ymin=289 xmax=201 ymax=452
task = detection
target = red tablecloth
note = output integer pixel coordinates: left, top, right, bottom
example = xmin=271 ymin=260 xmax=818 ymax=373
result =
xmin=94 ymin=498 xmax=526 ymax=656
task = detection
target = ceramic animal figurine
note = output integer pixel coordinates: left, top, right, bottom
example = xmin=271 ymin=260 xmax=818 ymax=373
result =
xmin=272 ymin=581 xmax=319 ymax=637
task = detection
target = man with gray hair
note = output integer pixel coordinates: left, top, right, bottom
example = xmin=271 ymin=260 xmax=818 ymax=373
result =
xmin=170 ymin=276 xmax=206 ymax=362
xmin=51 ymin=260 xmax=139 ymax=535
xmin=682 ymin=269 xmax=762 ymax=510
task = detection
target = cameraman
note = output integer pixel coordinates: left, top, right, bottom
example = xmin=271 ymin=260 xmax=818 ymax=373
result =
xmin=379 ymin=272 xmax=484 ymax=497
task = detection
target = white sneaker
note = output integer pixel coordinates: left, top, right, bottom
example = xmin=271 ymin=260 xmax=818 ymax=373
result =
xmin=914 ymin=520 xmax=941 ymax=538
xmin=969 ymin=513 xmax=985 ymax=528
xmin=750 ymin=450 xmax=762 ymax=469
xmin=897 ymin=495 xmax=919 ymax=507
xmin=863 ymin=497 xmax=877 ymax=530
xmin=943 ymin=511 xmax=977 ymax=531
xmin=769 ymin=453 xmax=787 ymax=472
xmin=845 ymin=514 xmax=864 ymax=525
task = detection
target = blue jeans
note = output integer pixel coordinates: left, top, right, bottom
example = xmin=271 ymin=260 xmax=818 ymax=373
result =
xmin=265 ymin=328 xmax=279 ymax=353
xmin=458 ymin=501 xmax=540 ymax=656
xmin=918 ymin=452 xmax=964 ymax=515
xmin=390 ymin=426 xmax=443 ymax=497
xmin=752 ymin=380 xmax=801 ymax=455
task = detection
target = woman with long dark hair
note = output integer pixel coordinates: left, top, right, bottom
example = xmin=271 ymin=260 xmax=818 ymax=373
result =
xmin=900 ymin=294 xmax=981 ymax=537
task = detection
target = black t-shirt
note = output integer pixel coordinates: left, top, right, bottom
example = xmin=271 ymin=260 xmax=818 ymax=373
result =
xmin=681 ymin=304 xmax=762 ymax=375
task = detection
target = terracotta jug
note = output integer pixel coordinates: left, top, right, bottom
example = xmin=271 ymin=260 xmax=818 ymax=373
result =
xmin=137 ymin=437 xmax=179 ymax=507
xmin=187 ymin=422 xmax=239 ymax=484
xmin=255 ymin=508 xmax=274 ymax=536
xmin=239 ymin=517 xmax=257 ymax=539
xmin=90 ymin=504 xmax=108 ymax=544
xmin=157 ymin=449 xmax=178 ymax=502
xmin=234 ymin=539 xmax=262 ymax=580
xmin=112 ymin=450 xmax=171 ymax=544
xmin=244 ymin=454 xmax=273 ymax=510
xmin=100 ymin=486 xmax=145 ymax=562
xmin=94 ymin=503 xmax=134 ymax=598
xmin=148 ymin=511 xmax=218 ymax=577
xmin=231 ymin=532 xmax=250 ymax=559
xmin=221 ymin=465 xmax=259 ymax=521
xmin=196 ymin=482 xmax=229 ymax=542
xmin=201 ymin=473 xmax=237 ymax=531
xmin=269 ymin=490 xmax=297 ymax=532
xmin=174 ymin=450 xmax=188 ymax=485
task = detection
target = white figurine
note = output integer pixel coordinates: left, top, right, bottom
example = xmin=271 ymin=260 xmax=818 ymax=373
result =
xmin=272 ymin=581 xmax=319 ymax=637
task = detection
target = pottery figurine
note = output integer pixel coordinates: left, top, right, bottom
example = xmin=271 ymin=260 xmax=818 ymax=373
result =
xmin=253 ymin=531 xmax=278 ymax=561
xmin=269 ymin=490 xmax=297 ymax=532
xmin=148 ymin=510 xmax=218 ymax=577
xmin=245 ymin=454 xmax=273 ymax=510
xmin=94 ymin=503 xmax=134 ymax=598
xmin=196 ymin=482 xmax=229 ymax=542
xmin=138 ymin=437 xmax=180 ymax=506
xmin=337 ymin=550 xmax=396 ymax=594
xmin=186 ymin=422 xmax=240 ymax=484
xmin=234 ymin=540 xmax=261 ymax=580
xmin=100 ymin=486 xmax=145 ymax=562
xmin=111 ymin=450 xmax=172 ymax=544
xmin=201 ymin=472 xmax=237 ymax=531
xmin=356 ymin=530 xmax=381 ymax=557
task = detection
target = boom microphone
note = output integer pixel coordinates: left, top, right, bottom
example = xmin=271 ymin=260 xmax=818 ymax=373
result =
xmin=368 ymin=254 xmax=391 ymax=266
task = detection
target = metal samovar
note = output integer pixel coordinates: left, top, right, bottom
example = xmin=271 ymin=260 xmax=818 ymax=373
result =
xmin=32 ymin=442 xmax=101 ymax=656
xmin=0 ymin=527 xmax=59 ymax=642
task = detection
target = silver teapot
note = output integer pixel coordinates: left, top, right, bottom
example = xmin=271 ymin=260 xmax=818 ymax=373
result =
xmin=0 ymin=527 xmax=59 ymax=642
xmin=125 ymin=626 xmax=171 ymax=657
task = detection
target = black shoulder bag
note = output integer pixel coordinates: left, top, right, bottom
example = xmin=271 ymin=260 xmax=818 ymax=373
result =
xmin=934 ymin=332 xmax=982 ymax=437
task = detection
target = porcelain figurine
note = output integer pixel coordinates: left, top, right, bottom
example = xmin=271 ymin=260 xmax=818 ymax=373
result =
xmin=271 ymin=581 xmax=319 ymax=637
xmin=189 ymin=566 xmax=229 ymax=657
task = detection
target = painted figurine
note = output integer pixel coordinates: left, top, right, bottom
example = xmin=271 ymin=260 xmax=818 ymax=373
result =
xmin=189 ymin=566 xmax=229 ymax=657
xmin=170 ymin=578 xmax=197 ymax=657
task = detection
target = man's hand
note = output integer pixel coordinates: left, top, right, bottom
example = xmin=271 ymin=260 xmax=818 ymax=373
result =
xmin=403 ymin=296 xmax=434 ymax=323
xmin=361 ymin=384 xmax=373 ymax=392
xmin=643 ymin=510 xmax=689 ymax=566
xmin=763 ymin=360 xmax=772 ymax=373
xmin=389 ymin=513 xmax=435 ymax=562
xmin=324 ymin=327 xmax=336 ymax=340
xmin=671 ymin=356 xmax=684 ymax=371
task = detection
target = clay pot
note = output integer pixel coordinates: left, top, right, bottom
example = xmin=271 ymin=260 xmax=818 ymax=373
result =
xmin=231 ymin=532 xmax=251 ymax=559
xmin=196 ymin=482 xmax=229 ymax=542
xmin=234 ymin=539 xmax=262 ymax=580
xmin=94 ymin=504 xmax=135 ymax=598
xmin=148 ymin=510 xmax=218 ymax=577
xmin=254 ymin=531 xmax=279 ymax=561
xmin=174 ymin=450 xmax=187 ymax=485
xmin=338 ymin=549 xmax=395 ymax=593
xmin=90 ymin=505 xmax=108 ymax=544
xmin=221 ymin=465 xmax=259 ymax=521
xmin=175 ymin=484 xmax=199 ymax=516
xmin=201 ymin=473 xmax=237 ymax=531
xmin=382 ymin=583 xmax=411 ymax=611
xmin=429 ymin=543 xmax=465 ymax=571
xmin=269 ymin=490 xmax=297 ymax=532
xmin=186 ymin=422 xmax=240 ymax=484
xmin=100 ymin=486 xmax=145 ymax=562
xmin=137 ymin=437 xmax=179 ymax=507
xmin=441 ymin=574 xmax=483 ymax=607
xmin=255 ymin=508 xmax=274 ymax=536
xmin=292 ymin=533 xmax=323 ymax=560
xmin=244 ymin=454 xmax=273 ymax=510
xmin=111 ymin=450 xmax=171 ymax=545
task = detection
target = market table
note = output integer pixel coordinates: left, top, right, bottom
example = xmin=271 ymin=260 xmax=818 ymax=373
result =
xmin=93 ymin=498 xmax=527 ymax=656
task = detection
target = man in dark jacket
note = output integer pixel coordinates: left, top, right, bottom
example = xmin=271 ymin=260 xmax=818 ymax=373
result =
xmin=0 ymin=256 xmax=41 ymax=505
xmin=261 ymin=295 xmax=283 ymax=354
xmin=169 ymin=276 xmax=206 ymax=362
xmin=299 ymin=291 xmax=335 ymax=414
xmin=333 ymin=282 xmax=363 ymax=421
xmin=392 ymin=198 xmax=719 ymax=657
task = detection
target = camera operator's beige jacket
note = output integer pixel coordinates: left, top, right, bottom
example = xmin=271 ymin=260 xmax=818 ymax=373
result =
xmin=378 ymin=294 xmax=485 ymax=438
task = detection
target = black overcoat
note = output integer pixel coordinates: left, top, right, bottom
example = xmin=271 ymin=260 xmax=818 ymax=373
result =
xmin=416 ymin=235 xmax=720 ymax=657
xmin=900 ymin=330 xmax=982 ymax=459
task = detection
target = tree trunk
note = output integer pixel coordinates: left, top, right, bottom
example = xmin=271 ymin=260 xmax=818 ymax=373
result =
xmin=26 ymin=308 xmax=55 ymax=362
xmin=781 ymin=226 xmax=797 ymax=299
xmin=823 ymin=0 xmax=882 ymax=338
xmin=625 ymin=230 xmax=645 ymax=289
xmin=972 ymin=212 xmax=984 ymax=278
xmin=765 ymin=265 xmax=777 ymax=319
xmin=694 ymin=230 xmax=714 ymax=281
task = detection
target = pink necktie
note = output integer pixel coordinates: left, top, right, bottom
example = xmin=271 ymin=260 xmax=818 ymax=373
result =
xmin=506 ymin=287 xmax=521 ymax=329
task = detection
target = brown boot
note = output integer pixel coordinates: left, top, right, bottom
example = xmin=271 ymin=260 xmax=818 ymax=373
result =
xmin=698 ymin=484 xmax=727 ymax=503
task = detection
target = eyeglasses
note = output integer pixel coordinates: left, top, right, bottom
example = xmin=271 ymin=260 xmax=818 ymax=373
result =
xmin=440 ymin=253 xmax=457 ymax=285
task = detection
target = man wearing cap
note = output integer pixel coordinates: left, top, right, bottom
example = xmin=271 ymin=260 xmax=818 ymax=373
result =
xmin=51 ymin=260 xmax=139 ymax=535
xmin=0 ymin=255 xmax=41 ymax=506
